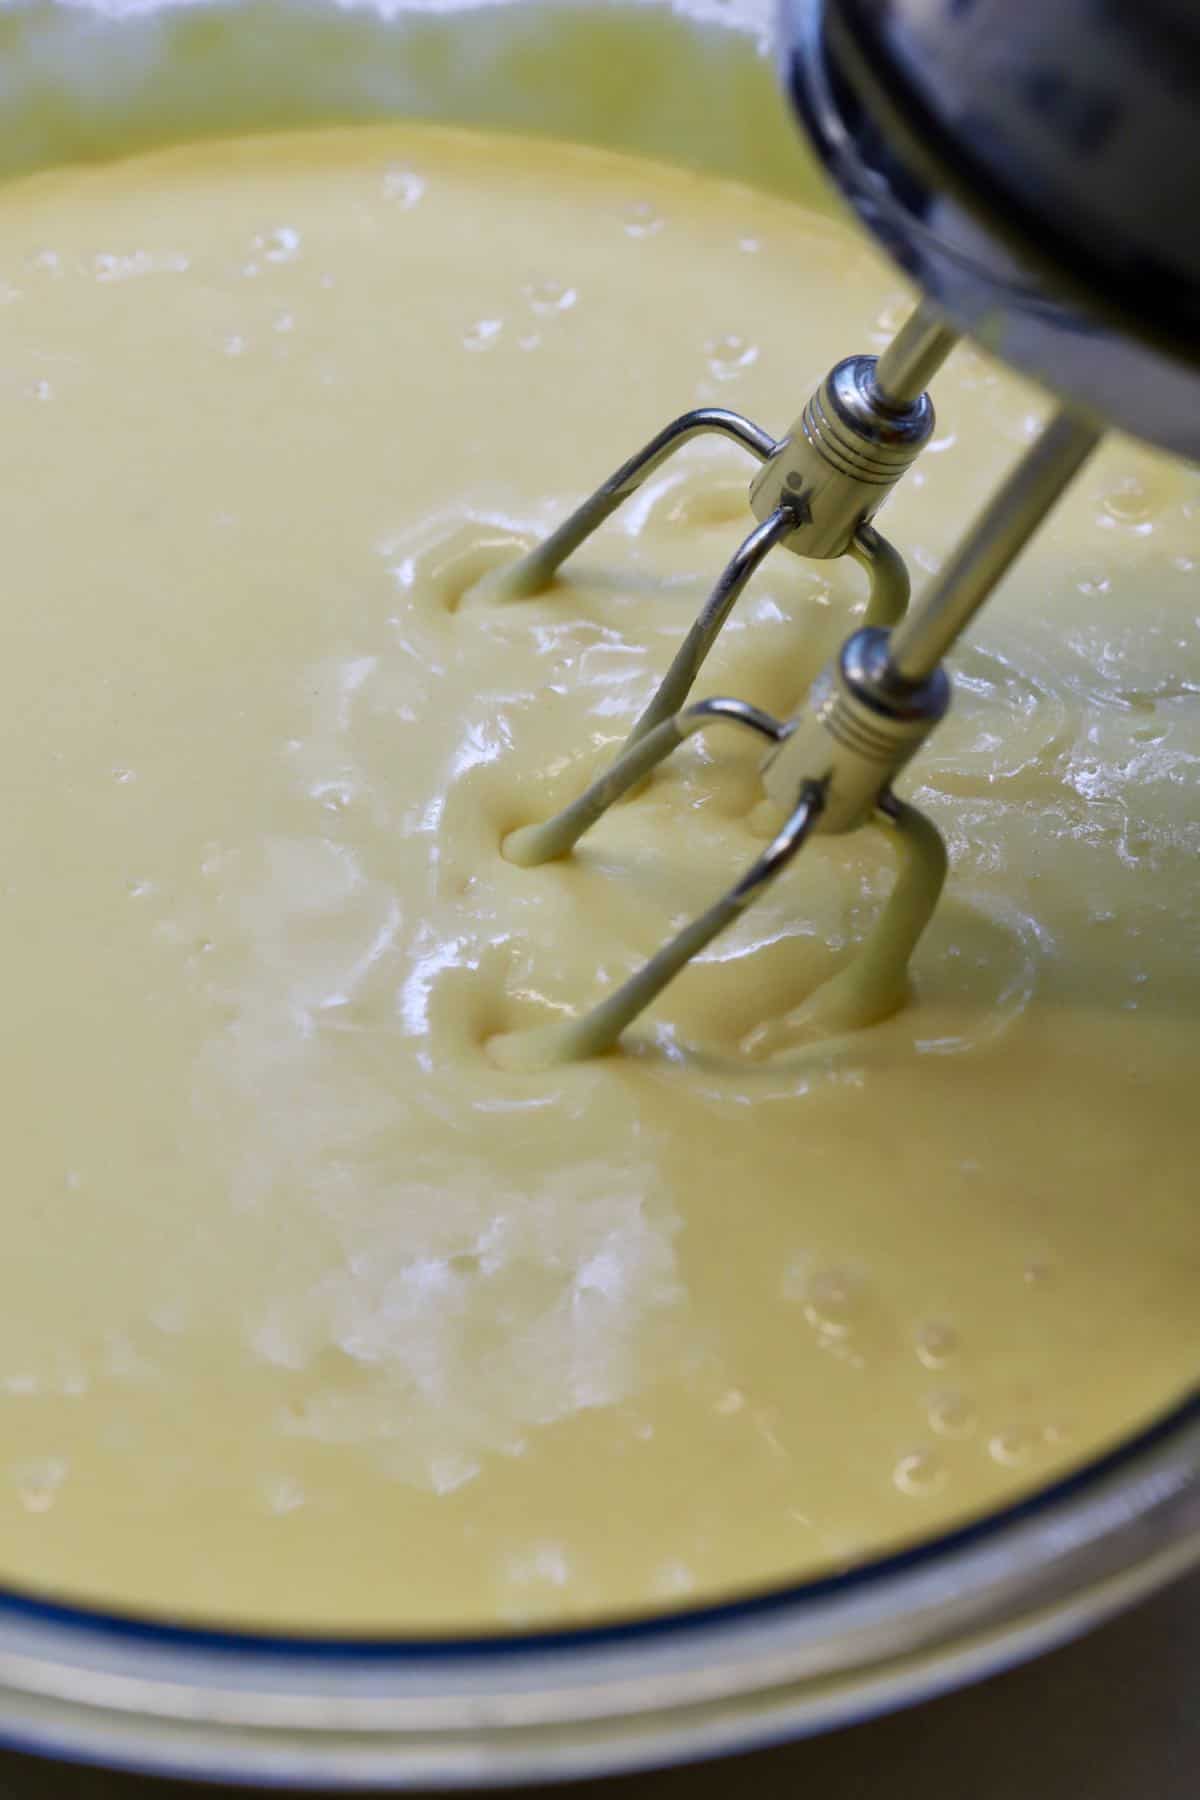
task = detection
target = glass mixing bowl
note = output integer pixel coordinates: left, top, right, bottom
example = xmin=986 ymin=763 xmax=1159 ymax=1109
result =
xmin=0 ymin=1 xmax=1195 ymax=1785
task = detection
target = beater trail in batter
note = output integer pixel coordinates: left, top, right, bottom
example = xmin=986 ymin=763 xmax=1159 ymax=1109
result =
xmin=0 ymin=124 xmax=1196 ymax=1630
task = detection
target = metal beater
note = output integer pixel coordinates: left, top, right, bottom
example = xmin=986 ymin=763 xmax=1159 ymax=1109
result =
xmin=487 ymin=0 xmax=1199 ymax=1066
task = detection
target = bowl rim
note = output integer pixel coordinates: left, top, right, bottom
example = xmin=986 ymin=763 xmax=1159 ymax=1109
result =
xmin=0 ymin=1390 xmax=1192 ymax=1786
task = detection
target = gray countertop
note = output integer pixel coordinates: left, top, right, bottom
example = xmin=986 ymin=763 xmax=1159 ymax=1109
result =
xmin=1 ymin=1570 xmax=1195 ymax=1798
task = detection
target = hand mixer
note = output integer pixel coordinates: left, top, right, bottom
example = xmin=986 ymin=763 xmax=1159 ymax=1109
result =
xmin=487 ymin=0 xmax=1200 ymax=1069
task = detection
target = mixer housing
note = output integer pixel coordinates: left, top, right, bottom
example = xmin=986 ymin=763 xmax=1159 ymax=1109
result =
xmin=780 ymin=0 xmax=1200 ymax=456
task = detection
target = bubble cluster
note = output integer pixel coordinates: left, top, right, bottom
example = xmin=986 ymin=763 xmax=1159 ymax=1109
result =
xmin=651 ymin=1560 xmax=696 ymax=1596
xmin=622 ymin=200 xmax=664 ymax=238
xmin=507 ymin=1542 xmax=571 ymax=1588
xmin=13 ymin=1457 xmax=67 ymax=1515
xmin=926 ymin=1390 xmax=975 ymax=1438
xmin=794 ymin=1265 xmax=864 ymax=1339
xmin=522 ymin=279 xmax=577 ymax=316
xmin=988 ymin=1428 xmax=1034 ymax=1468
xmin=1099 ymin=473 xmax=1159 ymax=528
xmin=382 ymin=167 xmax=425 ymax=209
xmin=893 ymin=1450 xmax=947 ymax=1498
xmin=255 ymin=226 xmax=301 ymax=264
xmin=914 ymin=1321 xmax=959 ymax=1369
xmin=463 ymin=318 xmax=503 ymax=352
xmin=704 ymin=332 xmax=758 ymax=382
xmin=262 ymin=1474 xmax=307 ymax=1516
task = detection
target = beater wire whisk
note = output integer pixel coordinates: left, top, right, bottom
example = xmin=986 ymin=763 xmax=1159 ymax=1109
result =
xmin=484 ymin=303 xmax=1101 ymax=1067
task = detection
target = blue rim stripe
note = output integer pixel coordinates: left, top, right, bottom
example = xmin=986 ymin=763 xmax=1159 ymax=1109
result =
xmin=0 ymin=1387 xmax=1192 ymax=1662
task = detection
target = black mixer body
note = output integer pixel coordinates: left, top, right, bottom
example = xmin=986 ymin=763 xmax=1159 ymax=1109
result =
xmin=781 ymin=0 xmax=1200 ymax=457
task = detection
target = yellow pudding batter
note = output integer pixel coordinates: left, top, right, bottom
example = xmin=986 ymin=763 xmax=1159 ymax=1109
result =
xmin=0 ymin=122 xmax=1195 ymax=1632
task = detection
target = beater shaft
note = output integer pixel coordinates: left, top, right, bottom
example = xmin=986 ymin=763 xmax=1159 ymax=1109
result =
xmin=761 ymin=406 xmax=1104 ymax=836
xmin=887 ymin=406 xmax=1102 ymax=684
xmin=871 ymin=301 xmax=958 ymax=407
xmin=760 ymin=625 xmax=949 ymax=834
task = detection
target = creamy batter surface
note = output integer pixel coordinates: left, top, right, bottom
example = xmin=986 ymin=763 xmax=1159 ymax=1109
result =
xmin=0 ymin=124 xmax=1196 ymax=1630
